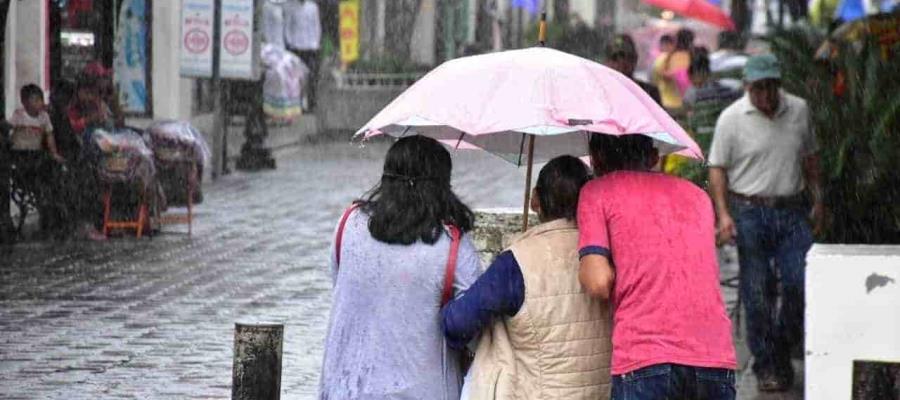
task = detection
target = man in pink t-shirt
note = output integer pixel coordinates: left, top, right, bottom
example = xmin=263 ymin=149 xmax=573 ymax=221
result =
xmin=578 ymin=134 xmax=736 ymax=400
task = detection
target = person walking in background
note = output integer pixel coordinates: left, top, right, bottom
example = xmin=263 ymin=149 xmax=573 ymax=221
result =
xmin=578 ymin=134 xmax=737 ymax=400
xmin=604 ymin=34 xmax=662 ymax=105
xmin=708 ymin=54 xmax=823 ymax=392
xmin=651 ymin=34 xmax=675 ymax=81
xmin=653 ymin=28 xmax=695 ymax=111
xmin=665 ymin=52 xmax=742 ymax=179
xmin=443 ymin=155 xmax=612 ymax=400
xmin=684 ymin=52 xmax=742 ymax=151
xmin=709 ymin=31 xmax=748 ymax=90
xmin=319 ymin=136 xmax=482 ymax=399
xmin=284 ymin=0 xmax=321 ymax=111
xmin=262 ymin=0 xmax=287 ymax=49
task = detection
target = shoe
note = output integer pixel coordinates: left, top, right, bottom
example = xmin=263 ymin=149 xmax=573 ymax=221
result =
xmin=777 ymin=364 xmax=795 ymax=388
xmin=86 ymin=229 xmax=107 ymax=241
xmin=79 ymin=223 xmax=107 ymax=241
xmin=757 ymin=372 xmax=790 ymax=392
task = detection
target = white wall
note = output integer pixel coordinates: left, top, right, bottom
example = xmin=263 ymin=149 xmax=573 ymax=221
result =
xmin=570 ymin=0 xmax=597 ymax=26
xmin=3 ymin=0 xmax=17 ymax=118
xmin=806 ymin=245 xmax=900 ymax=399
xmin=4 ymin=0 xmax=48 ymax=117
xmin=152 ymin=1 xmax=194 ymax=120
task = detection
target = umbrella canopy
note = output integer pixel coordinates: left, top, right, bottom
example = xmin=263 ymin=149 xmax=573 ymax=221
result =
xmin=641 ymin=0 xmax=736 ymax=30
xmin=356 ymin=47 xmax=703 ymax=165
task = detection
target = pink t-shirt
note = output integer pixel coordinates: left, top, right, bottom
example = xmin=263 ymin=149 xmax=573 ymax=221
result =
xmin=577 ymin=171 xmax=736 ymax=375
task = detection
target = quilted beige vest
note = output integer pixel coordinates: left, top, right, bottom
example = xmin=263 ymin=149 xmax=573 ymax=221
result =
xmin=466 ymin=219 xmax=612 ymax=400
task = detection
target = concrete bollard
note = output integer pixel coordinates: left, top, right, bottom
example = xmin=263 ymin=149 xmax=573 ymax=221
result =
xmin=232 ymin=323 xmax=284 ymax=400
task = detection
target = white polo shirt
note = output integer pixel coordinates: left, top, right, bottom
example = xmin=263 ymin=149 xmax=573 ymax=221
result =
xmin=708 ymin=91 xmax=817 ymax=197
xmin=9 ymin=108 xmax=53 ymax=151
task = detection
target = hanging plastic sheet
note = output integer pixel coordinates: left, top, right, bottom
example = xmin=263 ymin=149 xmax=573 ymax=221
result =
xmin=261 ymin=44 xmax=308 ymax=122
xmin=87 ymin=127 xmax=156 ymax=189
xmin=145 ymin=120 xmax=211 ymax=168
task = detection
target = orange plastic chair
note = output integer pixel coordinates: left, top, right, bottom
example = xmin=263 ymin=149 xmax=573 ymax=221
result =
xmin=102 ymin=184 xmax=149 ymax=239
xmin=154 ymin=160 xmax=196 ymax=236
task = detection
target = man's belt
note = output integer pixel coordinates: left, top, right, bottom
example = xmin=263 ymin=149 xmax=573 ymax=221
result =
xmin=729 ymin=192 xmax=807 ymax=209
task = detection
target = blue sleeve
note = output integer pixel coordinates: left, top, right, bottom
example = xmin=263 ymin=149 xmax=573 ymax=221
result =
xmin=441 ymin=251 xmax=525 ymax=350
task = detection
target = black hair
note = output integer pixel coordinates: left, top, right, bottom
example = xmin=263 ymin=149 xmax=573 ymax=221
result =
xmin=693 ymin=46 xmax=710 ymax=57
xmin=675 ymin=28 xmax=695 ymax=51
xmin=665 ymin=29 xmax=696 ymax=70
xmin=659 ymin=34 xmax=674 ymax=45
xmin=20 ymin=84 xmax=44 ymax=103
xmin=607 ymin=34 xmax=638 ymax=62
xmin=76 ymin=74 xmax=100 ymax=92
xmin=535 ymin=156 xmax=591 ymax=221
xmin=361 ymin=135 xmax=475 ymax=245
xmin=689 ymin=52 xmax=711 ymax=77
xmin=50 ymin=80 xmax=76 ymax=109
xmin=589 ymin=134 xmax=657 ymax=176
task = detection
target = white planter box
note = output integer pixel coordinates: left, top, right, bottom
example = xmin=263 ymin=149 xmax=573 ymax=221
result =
xmin=806 ymin=245 xmax=900 ymax=399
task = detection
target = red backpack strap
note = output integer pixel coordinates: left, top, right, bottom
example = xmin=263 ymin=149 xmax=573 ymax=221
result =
xmin=334 ymin=203 xmax=361 ymax=269
xmin=442 ymin=224 xmax=462 ymax=306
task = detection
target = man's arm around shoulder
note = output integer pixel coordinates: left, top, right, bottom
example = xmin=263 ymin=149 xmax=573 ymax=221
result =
xmin=579 ymin=254 xmax=615 ymax=300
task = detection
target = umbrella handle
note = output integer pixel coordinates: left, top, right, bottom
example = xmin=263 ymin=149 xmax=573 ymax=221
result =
xmin=522 ymin=135 xmax=536 ymax=231
xmin=525 ymin=11 xmax=547 ymax=230
xmin=538 ymin=12 xmax=547 ymax=46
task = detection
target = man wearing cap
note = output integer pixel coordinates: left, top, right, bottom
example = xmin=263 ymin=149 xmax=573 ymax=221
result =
xmin=605 ymin=34 xmax=662 ymax=105
xmin=708 ymin=54 xmax=824 ymax=392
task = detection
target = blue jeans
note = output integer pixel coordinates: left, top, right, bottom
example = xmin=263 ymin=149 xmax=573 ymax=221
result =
xmin=611 ymin=364 xmax=736 ymax=400
xmin=731 ymin=199 xmax=813 ymax=377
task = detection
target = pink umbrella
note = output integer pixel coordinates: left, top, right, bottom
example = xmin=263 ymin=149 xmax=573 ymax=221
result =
xmin=356 ymin=47 xmax=703 ymax=228
xmin=641 ymin=0 xmax=736 ymax=30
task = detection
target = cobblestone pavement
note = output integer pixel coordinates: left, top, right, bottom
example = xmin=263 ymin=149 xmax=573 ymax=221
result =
xmin=0 ymin=140 xmax=527 ymax=399
xmin=0 ymin=140 xmax=795 ymax=399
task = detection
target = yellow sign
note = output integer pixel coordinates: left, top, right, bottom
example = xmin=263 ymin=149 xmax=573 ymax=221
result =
xmin=339 ymin=0 xmax=360 ymax=66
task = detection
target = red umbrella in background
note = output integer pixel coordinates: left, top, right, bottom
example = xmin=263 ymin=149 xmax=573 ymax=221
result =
xmin=642 ymin=0 xmax=736 ymax=30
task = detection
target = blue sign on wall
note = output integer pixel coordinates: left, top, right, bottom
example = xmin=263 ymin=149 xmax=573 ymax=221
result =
xmin=114 ymin=0 xmax=151 ymax=114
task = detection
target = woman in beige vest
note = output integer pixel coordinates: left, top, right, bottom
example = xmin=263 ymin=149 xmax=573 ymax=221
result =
xmin=442 ymin=155 xmax=613 ymax=400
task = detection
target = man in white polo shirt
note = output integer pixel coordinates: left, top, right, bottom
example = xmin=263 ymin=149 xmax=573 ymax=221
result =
xmin=708 ymin=54 xmax=824 ymax=392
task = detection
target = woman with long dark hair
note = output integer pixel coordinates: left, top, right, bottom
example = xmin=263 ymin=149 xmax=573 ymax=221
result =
xmin=319 ymin=135 xmax=481 ymax=399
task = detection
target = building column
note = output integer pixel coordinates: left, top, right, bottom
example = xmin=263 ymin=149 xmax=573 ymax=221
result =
xmin=3 ymin=0 xmax=16 ymax=118
xmin=410 ymin=0 xmax=436 ymax=66
xmin=152 ymin=1 xmax=194 ymax=120
xmin=3 ymin=0 xmax=49 ymax=117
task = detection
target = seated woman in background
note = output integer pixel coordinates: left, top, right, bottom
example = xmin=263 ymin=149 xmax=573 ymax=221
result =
xmin=443 ymin=155 xmax=613 ymax=400
xmin=67 ymin=76 xmax=113 ymax=143
xmin=319 ymin=135 xmax=483 ymax=399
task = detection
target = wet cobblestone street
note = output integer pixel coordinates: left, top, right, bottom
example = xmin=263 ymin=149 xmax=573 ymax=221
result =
xmin=0 ymin=139 xmax=769 ymax=399
xmin=0 ymin=141 xmax=528 ymax=399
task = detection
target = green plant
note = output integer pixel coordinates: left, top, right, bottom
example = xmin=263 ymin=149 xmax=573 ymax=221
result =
xmin=768 ymin=26 xmax=900 ymax=243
